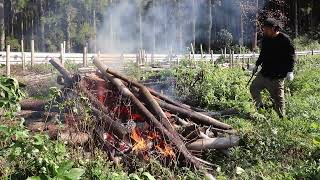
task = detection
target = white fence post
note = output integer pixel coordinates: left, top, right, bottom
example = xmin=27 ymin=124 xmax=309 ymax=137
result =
xmin=21 ymin=39 xmax=25 ymax=70
xmin=83 ymin=46 xmax=87 ymax=67
xmin=31 ymin=39 xmax=35 ymax=67
xmin=6 ymin=45 xmax=10 ymax=76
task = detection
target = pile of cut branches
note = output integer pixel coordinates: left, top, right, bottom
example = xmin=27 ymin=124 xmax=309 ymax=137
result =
xmin=20 ymin=58 xmax=239 ymax=179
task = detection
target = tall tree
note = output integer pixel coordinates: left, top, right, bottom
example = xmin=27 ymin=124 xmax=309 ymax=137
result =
xmin=294 ymin=0 xmax=298 ymax=38
xmin=192 ymin=0 xmax=196 ymax=47
xmin=0 ymin=0 xmax=4 ymax=50
xmin=207 ymin=0 xmax=212 ymax=52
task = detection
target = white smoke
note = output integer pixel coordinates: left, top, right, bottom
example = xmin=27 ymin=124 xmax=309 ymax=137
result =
xmin=96 ymin=0 xmax=263 ymax=54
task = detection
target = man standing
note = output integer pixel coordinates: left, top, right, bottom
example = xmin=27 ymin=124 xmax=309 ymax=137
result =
xmin=250 ymin=18 xmax=296 ymax=118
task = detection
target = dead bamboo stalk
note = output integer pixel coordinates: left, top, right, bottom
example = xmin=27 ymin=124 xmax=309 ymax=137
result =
xmin=49 ymin=59 xmax=129 ymax=139
xmin=92 ymin=58 xmax=206 ymax=171
xmin=157 ymin=100 xmax=232 ymax=129
xmin=187 ymin=136 xmax=239 ymax=150
xmin=97 ymin=66 xmax=230 ymax=129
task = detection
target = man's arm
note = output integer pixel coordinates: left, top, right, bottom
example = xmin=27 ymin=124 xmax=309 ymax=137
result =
xmin=286 ymin=38 xmax=296 ymax=72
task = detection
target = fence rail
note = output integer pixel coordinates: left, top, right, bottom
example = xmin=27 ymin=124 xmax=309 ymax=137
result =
xmin=0 ymin=50 xmax=319 ymax=66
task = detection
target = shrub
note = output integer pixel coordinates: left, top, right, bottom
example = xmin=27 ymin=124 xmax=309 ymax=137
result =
xmin=173 ymin=61 xmax=255 ymax=113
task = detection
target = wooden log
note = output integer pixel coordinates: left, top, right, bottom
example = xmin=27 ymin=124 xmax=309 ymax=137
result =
xmin=187 ymin=136 xmax=239 ymax=150
xmin=20 ymin=99 xmax=51 ymax=111
xmin=93 ymin=57 xmax=206 ymax=171
xmin=49 ymin=59 xmax=129 ymax=140
xmin=6 ymin=45 xmax=10 ymax=76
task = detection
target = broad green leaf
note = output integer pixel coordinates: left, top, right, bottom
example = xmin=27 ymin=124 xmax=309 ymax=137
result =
xmin=65 ymin=168 xmax=85 ymax=180
xmin=57 ymin=160 xmax=74 ymax=175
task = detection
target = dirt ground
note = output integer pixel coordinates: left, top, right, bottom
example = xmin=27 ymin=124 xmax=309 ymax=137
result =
xmin=0 ymin=64 xmax=61 ymax=98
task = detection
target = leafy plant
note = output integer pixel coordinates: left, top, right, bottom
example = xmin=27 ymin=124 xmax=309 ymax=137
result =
xmin=0 ymin=76 xmax=25 ymax=118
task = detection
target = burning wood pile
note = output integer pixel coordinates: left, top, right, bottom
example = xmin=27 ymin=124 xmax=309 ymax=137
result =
xmin=22 ymin=58 xmax=239 ymax=178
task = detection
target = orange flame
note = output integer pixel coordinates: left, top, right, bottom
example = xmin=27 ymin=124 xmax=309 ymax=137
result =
xmin=131 ymin=128 xmax=147 ymax=151
xmin=156 ymin=142 xmax=175 ymax=157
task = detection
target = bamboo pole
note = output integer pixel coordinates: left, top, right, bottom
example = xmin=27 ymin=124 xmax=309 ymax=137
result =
xmin=31 ymin=40 xmax=35 ymax=67
xmin=6 ymin=45 xmax=10 ymax=76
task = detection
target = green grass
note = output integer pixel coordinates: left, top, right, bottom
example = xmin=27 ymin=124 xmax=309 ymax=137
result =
xmin=172 ymin=55 xmax=320 ymax=179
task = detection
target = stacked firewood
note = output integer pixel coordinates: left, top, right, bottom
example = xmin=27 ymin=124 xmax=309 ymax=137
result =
xmin=21 ymin=58 xmax=239 ymax=179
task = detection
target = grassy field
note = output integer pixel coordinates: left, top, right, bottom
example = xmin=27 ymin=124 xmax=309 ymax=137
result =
xmin=0 ymin=55 xmax=319 ymax=179
xmin=171 ymin=55 xmax=320 ymax=179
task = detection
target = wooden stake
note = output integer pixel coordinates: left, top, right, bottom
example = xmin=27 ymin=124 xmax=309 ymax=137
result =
xmin=200 ymin=44 xmax=204 ymax=59
xmin=60 ymin=43 xmax=65 ymax=65
xmin=6 ymin=45 xmax=10 ymax=76
xmin=210 ymin=50 xmax=214 ymax=64
xmin=31 ymin=39 xmax=35 ymax=67
xmin=191 ymin=43 xmax=195 ymax=59
xmin=83 ymin=46 xmax=87 ymax=67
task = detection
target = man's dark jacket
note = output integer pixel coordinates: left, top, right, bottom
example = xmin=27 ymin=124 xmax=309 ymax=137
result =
xmin=256 ymin=32 xmax=296 ymax=79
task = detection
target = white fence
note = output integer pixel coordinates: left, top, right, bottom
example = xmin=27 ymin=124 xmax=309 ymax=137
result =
xmin=0 ymin=50 xmax=319 ymax=65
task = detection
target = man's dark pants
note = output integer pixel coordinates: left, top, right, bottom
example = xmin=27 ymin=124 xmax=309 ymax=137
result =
xmin=250 ymin=73 xmax=285 ymax=117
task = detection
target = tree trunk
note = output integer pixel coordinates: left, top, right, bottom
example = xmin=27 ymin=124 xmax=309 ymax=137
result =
xmin=240 ymin=3 xmax=244 ymax=47
xmin=252 ymin=0 xmax=259 ymax=50
xmin=93 ymin=8 xmax=97 ymax=53
xmin=109 ymin=0 xmax=113 ymax=51
xmin=40 ymin=0 xmax=45 ymax=52
xmin=192 ymin=0 xmax=196 ymax=49
xmin=0 ymin=0 xmax=4 ymax=51
xmin=139 ymin=1 xmax=143 ymax=50
xmin=152 ymin=1 xmax=156 ymax=54
xmin=294 ymin=0 xmax=298 ymax=38
xmin=177 ymin=0 xmax=183 ymax=52
xmin=207 ymin=0 xmax=212 ymax=52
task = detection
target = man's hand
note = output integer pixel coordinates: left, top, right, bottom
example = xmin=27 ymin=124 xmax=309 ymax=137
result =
xmin=286 ymin=72 xmax=294 ymax=81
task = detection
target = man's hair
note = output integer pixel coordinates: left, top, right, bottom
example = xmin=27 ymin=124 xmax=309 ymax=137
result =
xmin=263 ymin=18 xmax=281 ymax=31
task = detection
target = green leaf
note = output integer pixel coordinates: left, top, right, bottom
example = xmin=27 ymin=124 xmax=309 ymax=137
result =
xmin=142 ymin=172 xmax=156 ymax=180
xmin=65 ymin=168 xmax=85 ymax=180
xmin=57 ymin=161 xmax=74 ymax=175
